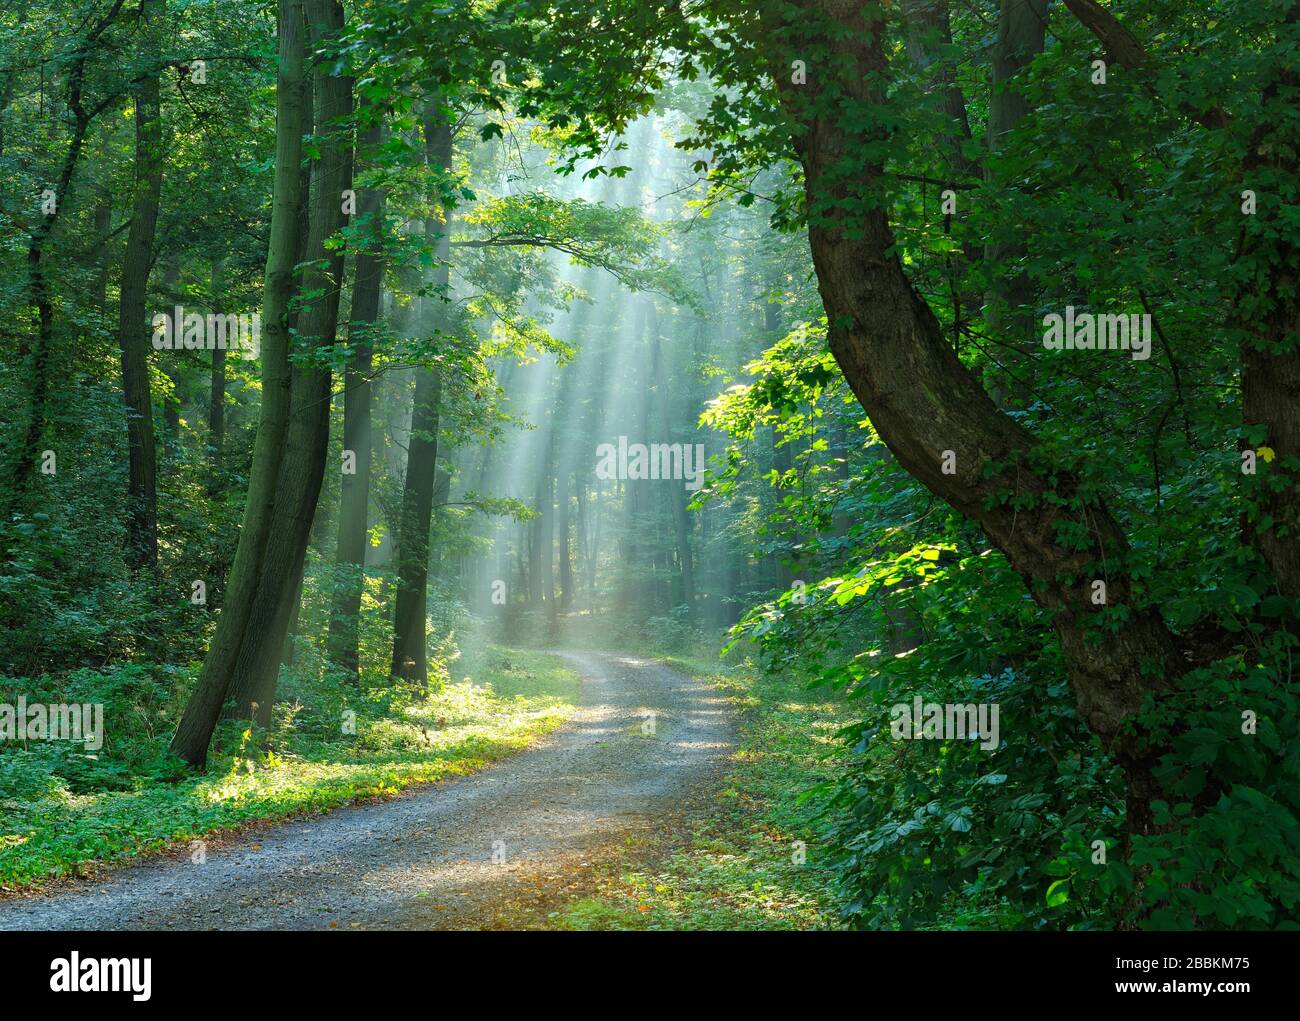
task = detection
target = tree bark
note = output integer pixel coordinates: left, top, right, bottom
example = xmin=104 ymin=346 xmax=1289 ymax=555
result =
xmin=209 ymin=348 xmax=225 ymax=459
xmin=390 ymin=368 xmax=442 ymax=682
xmin=1233 ymin=5 xmax=1300 ymax=600
xmin=328 ymin=114 xmax=386 ymax=680
xmin=528 ymin=456 xmax=545 ymax=607
xmin=900 ymin=0 xmax=979 ymax=183
xmin=1062 ymin=0 xmax=1147 ymax=69
xmin=390 ymin=109 xmax=452 ymax=685
xmin=557 ymin=461 xmax=573 ymax=610
xmin=761 ymin=0 xmax=1185 ymax=835
xmin=92 ymin=188 xmax=112 ymax=307
xmin=226 ymin=0 xmax=354 ymax=726
xmin=541 ymin=423 xmax=556 ymax=612
xmin=207 ymin=261 xmax=227 ymax=485
xmin=169 ymin=0 xmax=307 ymax=765
xmin=117 ymin=0 xmax=164 ymax=568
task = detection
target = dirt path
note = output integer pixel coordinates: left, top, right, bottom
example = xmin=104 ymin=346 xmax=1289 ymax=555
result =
xmin=0 ymin=652 xmax=733 ymax=931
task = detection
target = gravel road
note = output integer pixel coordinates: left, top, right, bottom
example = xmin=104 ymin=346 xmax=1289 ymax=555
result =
xmin=0 ymin=652 xmax=734 ymax=930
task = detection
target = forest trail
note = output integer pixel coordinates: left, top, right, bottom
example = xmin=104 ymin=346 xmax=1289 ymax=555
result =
xmin=0 ymin=653 xmax=734 ymax=931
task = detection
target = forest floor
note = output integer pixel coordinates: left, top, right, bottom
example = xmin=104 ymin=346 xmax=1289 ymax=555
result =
xmin=541 ymin=655 xmax=848 ymax=930
xmin=0 ymin=647 xmax=581 ymax=891
xmin=0 ymin=652 xmax=739 ymax=929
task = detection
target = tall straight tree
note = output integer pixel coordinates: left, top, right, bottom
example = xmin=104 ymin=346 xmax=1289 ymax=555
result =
xmin=207 ymin=261 xmax=226 ymax=488
xmin=328 ymin=112 xmax=387 ymax=680
xmin=116 ymin=0 xmax=165 ymax=570
xmin=649 ymin=299 xmax=694 ymax=613
xmin=390 ymin=107 xmax=452 ymax=685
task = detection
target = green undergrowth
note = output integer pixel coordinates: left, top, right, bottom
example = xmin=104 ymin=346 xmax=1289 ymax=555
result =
xmin=0 ymin=646 xmax=577 ymax=890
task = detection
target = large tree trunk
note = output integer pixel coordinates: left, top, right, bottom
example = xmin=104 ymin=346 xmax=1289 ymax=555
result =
xmin=226 ymin=0 xmax=354 ymax=726
xmin=390 ymin=111 xmax=452 ymax=685
xmin=328 ymin=115 xmax=386 ymax=680
xmin=169 ymin=0 xmax=307 ymax=766
xmin=761 ymin=0 xmax=1185 ymax=836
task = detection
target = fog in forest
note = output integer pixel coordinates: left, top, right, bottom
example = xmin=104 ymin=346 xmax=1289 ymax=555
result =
xmin=3 ymin=0 xmax=1296 ymax=943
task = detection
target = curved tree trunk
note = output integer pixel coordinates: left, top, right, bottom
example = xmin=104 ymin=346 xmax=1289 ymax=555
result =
xmin=760 ymin=0 xmax=1185 ymax=836
xmin=169 ymin=0 xmax=307 ymax=765
xmin=226 ymin=0 xmax=355 ymax=727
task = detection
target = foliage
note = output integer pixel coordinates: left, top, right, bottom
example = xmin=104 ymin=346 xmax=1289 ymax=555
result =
xmin=0 ymin=647 xmax=578 ymax=889
xmin=2 ymin=0 xmax=1296 ymax=934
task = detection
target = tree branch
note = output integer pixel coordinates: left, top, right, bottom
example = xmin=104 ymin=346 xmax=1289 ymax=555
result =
xmin=1061 ymin=0 xmax=1229 ymax=129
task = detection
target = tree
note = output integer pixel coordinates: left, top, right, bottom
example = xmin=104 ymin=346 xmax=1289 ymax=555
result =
xmin=327 ymin=112 xmax=386 ymax=681
xmin=170 ymin=0 xmax=307 ymax=763
xmin=223 ymin=0 xmax=354 ymax=726
xmin=116 ymin=0 xmax=166 ymax=571
xmin=389 ymin=107 xmax=451 ymax=686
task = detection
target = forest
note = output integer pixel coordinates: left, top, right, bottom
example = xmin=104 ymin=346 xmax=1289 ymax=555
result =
xmin=0 ymin=0 xmax=1297 ymax=937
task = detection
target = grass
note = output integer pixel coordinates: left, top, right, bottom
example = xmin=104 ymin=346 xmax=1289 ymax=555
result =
xmin=551 ymin=655 xmax=852 ymax=930
xmin=1 ymin=639 xmax=857 ymax=929
xmin=0 ymin=646 xmax=579 ymax=891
